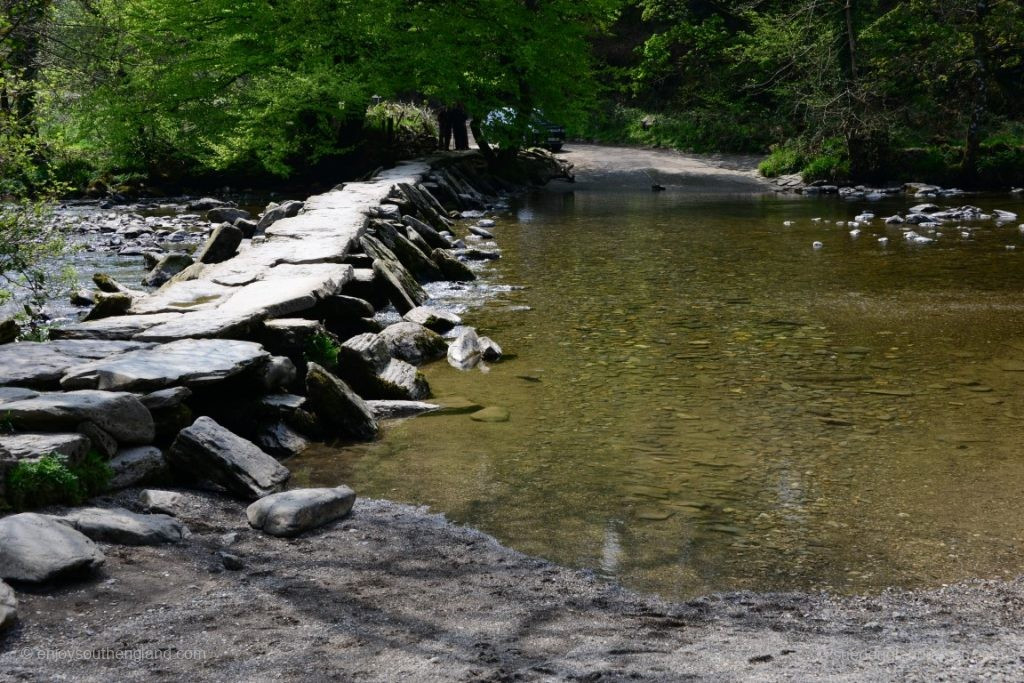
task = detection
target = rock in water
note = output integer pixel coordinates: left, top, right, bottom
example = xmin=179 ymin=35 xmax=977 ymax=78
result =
xmin=0 ymin=580 xmax=16 ymax=631
xmin=379 ymin=322 xmax=447 ymax=365
xmin=168 ymin=417 xmax=290 ymax=500
xmin=478 ymin=336 xmax=503 ymax=361
xmin=304 ymin=363 xmax=379 ymax=441
xmin=58 ymin=507 xmax=189 ymax=545
xmin=142 ymin=253 xmax=194 ymax=287
xmin=84 ymin=292 xmax=132 ymax=321
xmin=431 ymin=249 xmax=477 ymax=282
xmin=0 ymin=513 xmax=105 ymax=583
xmin=206 ymin=207 xmax=251 ymax=224
xmin=448 ymin=328 xmax=483 ymax=370
xmin=246 ymin=486 xmax=356 ymax=537
xmin=470 ymin=406 xmax=511 ymax=423
xmin=195 ymin=224 xmax=244 ymax=264
xmin=403 ymin=306 xmax=461 ymax=333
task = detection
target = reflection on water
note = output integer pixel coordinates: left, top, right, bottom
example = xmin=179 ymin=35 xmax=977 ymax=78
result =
xmin=290 ymin=186 xmax=1024 ymax=599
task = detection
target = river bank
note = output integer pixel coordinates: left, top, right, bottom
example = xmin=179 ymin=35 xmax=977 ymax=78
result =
xmin=3 ymin=488 xmax=1024 ymax=681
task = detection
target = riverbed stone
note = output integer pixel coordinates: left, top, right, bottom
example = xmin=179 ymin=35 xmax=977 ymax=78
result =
xmin=61 ymin=338 xmax=270 ymax=392
xmin=188 ymin=197 xmax=227 ymax=211
xmin=403 ymin=306 xmax=461 ymax=333
xmin=362 ymin=236 xmax=427 ymax=314
xmin=336 ymin=333 xmax=429 ymax=399
xmin=478 ymin=336 xmax=503 ymax=361
xmin=0 ymin=580 xmax=15 ymax=631
xmin=254 ymin=421 xmax=309 ymax=458
xmin=2 ymin=391 xmax=154 ymax=444
xmin=84 ymin=292 xmax=133 ymax=321
xmin=142 ymin=253 xmax=194 ymax=287
xmin=138 ymin=489 xmax=186 ymax=515
xmin=207 ymin=207 xmax=251 ymax=225
xmin=76 ymin=422 xmax=118 ymax=458
xmin=195 ymin=224 xmax=243 ymax=264
xmin=108 ymin=446 xmax=167 ymax=489
xmin=431 ymin=248 xmax=477 ymax=281
xmin=0 ymin=512 xmax=105 ymax=583
xmin=256 ymin=200 xmax=304 ymax=232
xmin=0 ymin=432 xmax=91 ymax=463
xmin=247 ymin=486 xmax=356 ymax=538
xmin=57 ymin=507 xmax=188 ymax=545
xmin=448 ymin=328 xmax=483 ymax=370
xmin=402 ymin=215 xmax=452 ymax=250
xmin=365 ymin=400 xmax=441 ymax=420
xmin=370 ymin=220 xmax=444 ymax=283
xmin=379 ymin=322 xmax=447 ymax=365
xmin=304 ymin=363 xmax=379 ymax=441
xmin=169 ymin=417 xmax=290 ymax=500
xmin=470 ymin=406 xmax=510 ymax=423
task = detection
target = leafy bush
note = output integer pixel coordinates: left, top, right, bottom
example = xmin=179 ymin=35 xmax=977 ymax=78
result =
xmin=6 ymin=452 xmax=112 ymax=510
xmin=801 ymin=154 xmax=851 ymax=183
xmin=758 ymin=144 xmax=805 ymax=177
xmin=304 ymin=332 xmax=341 ymax=370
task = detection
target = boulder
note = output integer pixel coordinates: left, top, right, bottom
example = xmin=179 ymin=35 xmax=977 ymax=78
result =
xmin=0 ymin=339 xmax=154 ymax=389
xmin=233 ymin=218 xmax=259 ymax=237
xmin=195 ymin=224 xmax=243 ymax=264
xmin=336 ymin=333 xmax=430 ymax=399
xmin=84 ymin=292 xmax=132 ymax=321
xmin=188 ymin=197 xmax=228 ymax=211
xmin=255 ymin=421 xmax=309 ymax=458
xmin=315 ymin=295 xmax=375 ymax=321
xmin=0 ymin=387 xmax=38 ymax=405
xmin=257 ymin=318 xmax=326 ymax=357
xmin=256 ymin=199 xmax=304 ymax=232
xmin=403 ymin=306 xmax=462 ymax=333
xmin=61 ymin=338 xmax=270 ymax=392
xmin=402 ymin=215 xmax=452 ymax=250
xmin=304 ymin=363 xmax=379 ymax=441
xmin=0 ymin=512 xmax=105 ymax=582
xmin=379 ymin=322 xmax=447 ymax=365
xmin=70 ymin=289 xmax=96 ymax=307
xmin=76 ymin=422 xmax=118 ymax=458
xmin=0 ymin=318 xmax=18 ymax=344
xmin=448 ymin=328 xmax=483 ymax=370
xmin=92 ymin=272 xmax=135 ymax=294
xmin=365 ymin=400 xmax=441 ymax=420
xmin=142 ymin=253 xmax=194 ymax=287
xmin=247 ymin=486 xmax=356 ymax=538
xmin=431 ymin=248 xmax=477 ymax=282
xmin=370 ymin=221 xmax=444 ymax=283
xmin=168 ymin=417 xmax=290 ymax=500
xmin=132 ymin=309 xmax=264 ymax=343
xmin=2 ymin=391 xmax=154 ymax=444
xmin=140 ymin=386 xmax=192 ymax=411
xmin=0 ymin=580 xmax=16 ymax=631
xmin=254 ymin=356 xmax=297 ymax=393
xmin=138 ymin=489 xmax=186 ymax=516
xmin=108 ymin=446 xmax=167 ymax=489
xmin=206 ymin=207 xmax=251 ymax=225
xmin=362 ymin=236 xmax=427 ymax=314
xmin=478 ymin=336 xmax=503 ymax=361
xmin=340 ymin=268 xmax=391 ymax=311
xmin=57 ymin=507 xmax=188 ymax=545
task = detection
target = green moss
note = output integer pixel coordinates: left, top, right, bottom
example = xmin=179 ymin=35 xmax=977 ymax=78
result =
xmin=6 ymin=451 xmax=113 ymax=511
xmin=304 ymin=332 xmax=341 ymax=370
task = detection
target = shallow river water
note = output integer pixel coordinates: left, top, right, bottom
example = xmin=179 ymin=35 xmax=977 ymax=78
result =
xmin=291 ymin=179 xmax=1024 ymax=599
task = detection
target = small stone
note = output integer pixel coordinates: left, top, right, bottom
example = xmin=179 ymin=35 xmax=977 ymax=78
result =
xmin=139 ymin=489 xmax=186 ymax=516
xmin=218 ymin=551 xmax=244 ymax=571
xmin=247 ymin=486 xmax=356 ymax=537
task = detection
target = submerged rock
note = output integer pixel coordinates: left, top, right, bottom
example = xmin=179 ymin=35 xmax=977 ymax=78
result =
xmin=470 ymin=406 xmax=510 ymax=423
xmin=365 ymin=400 xmax=441 ymax=420
xmin=58 ymin=507 xmax=189 ymax=545
xmin=0 ymin=513 xmax=105 ymax=583
xmin=247 ymin=486 xmax=356 ymax=537
xmin=168 ymin=417 xmax=290 ymax=500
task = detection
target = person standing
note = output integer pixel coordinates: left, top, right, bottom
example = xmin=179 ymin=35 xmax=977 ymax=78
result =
xmin=450 ymin=103 xmax=469 ymax=150
xmin=437 ymin=106 xmax=452 ymax=150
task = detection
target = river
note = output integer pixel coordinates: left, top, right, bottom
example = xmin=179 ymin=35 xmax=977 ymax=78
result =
xmin=290 ymin=149 xmax=1024 ymax=599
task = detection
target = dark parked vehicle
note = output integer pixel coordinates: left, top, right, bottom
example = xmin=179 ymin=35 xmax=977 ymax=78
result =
xmin=481 ymin=108 xmax=566 ymax=152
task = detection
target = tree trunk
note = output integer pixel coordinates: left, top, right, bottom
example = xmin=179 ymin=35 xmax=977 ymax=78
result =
xmin=960 ymin=0 xmax=990 ymax=184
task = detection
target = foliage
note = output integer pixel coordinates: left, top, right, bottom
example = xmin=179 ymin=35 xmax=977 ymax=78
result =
xmin=577 ymin=103 xmax=769 ymax=153
xmin=364 ymin=100 xmax=439 ymax=158
xmin=304 ymin=332 xmax=341 ymax=371
xmin=6 ymin=451 xmax=112 ymax=510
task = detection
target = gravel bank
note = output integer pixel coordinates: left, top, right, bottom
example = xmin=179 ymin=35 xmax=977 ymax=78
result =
xmin=1 ymin=489 xmax=1022 ymax=681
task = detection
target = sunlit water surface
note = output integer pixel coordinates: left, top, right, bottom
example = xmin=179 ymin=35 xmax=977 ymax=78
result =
xmin=289 ymin=183 xmax=1024 ymax=599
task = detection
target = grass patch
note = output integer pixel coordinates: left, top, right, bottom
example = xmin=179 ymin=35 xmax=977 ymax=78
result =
xmin=6 ymin=452 xmax=112 ymax=510
xmin=304 ymin=331 xmax=341 ymax=370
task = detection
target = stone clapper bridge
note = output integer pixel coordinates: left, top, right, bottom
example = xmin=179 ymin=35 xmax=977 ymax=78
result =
xmin=0 ymin=152 xmax=567 ymax=563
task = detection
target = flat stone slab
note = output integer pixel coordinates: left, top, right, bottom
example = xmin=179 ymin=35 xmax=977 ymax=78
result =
xmin=57 ymin=507 xmax=188 ymax=545
xmin=130 ymin=280 xmax=234 ymax=315
xmin=49 ymin=313 xmax=184 ymax=341
xmin=0 ymin=512 xmax=105 ymax=583
xmin=168 ymin=417 xmax=290 ymax=500
xmin=61 ymin=339 xmax=270 ymax=392
xmin=247 ymin=486 xmax=356 ymax=537
xmin=218 ymin=264 xmax=352 ymax=319
xmin=0 ymin=580 xmax=15 ymax=631
xmin=0 ymin=388 xmax=39 ymax=405
xmin=0 ymin=340 xmax=153 ymax=388
xmin=2 ymin=391 xmax=155 ymax=444
xmin=132 ymin=309 xmax=264 ymax=342
xmin=365 ymin=400 xmax=441 ymax=420
xmin=0 ymin=433 xmax=91 ymax=463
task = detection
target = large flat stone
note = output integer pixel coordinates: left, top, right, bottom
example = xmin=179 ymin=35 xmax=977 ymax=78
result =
xmin=247 ymin=486 xmax=356 ymax=537
xmin=49 ymin=313 xmax=184 ymax=341
xmin=0 ymin=340 xmax=153 ymax=388
xmin=131 ymin=309 xmax=264 ymax=342
xmin=130 ymin=280 xmax=234 ymax=315
xmin=168 ymin=417 xmax=290 ymax=500
xmin=2 ymin=391 xmax=154 ymax=444
xmin=61 ymin=339 xmax=270 ymax=392
xmin=218 ymin=264 xmax=352 ymax=319
xmin=57 ymin=507 xmax=188 ymax=545
xmin=0 ymin=512 xmax=105 ymax=583
xmin=0 ymin=433 xmax=91 ymax=463
xmin=0 ymin=388 xmax=39 ymax=405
